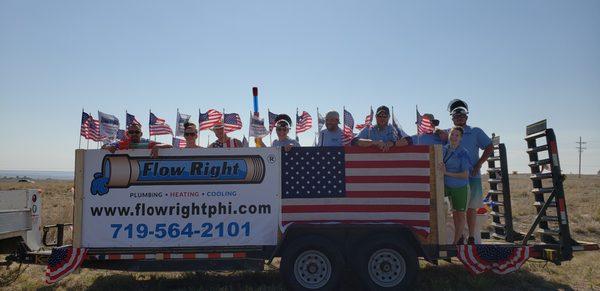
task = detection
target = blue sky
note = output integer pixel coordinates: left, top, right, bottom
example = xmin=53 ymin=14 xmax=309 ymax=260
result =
xmin=1 ymin=1 xmax=599 ymax=174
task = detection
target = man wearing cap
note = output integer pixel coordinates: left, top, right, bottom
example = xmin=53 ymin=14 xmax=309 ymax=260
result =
xmin=411 ymin=113 xmax=444 ymax=145
xmin=271 ymin=114 xmax=300 ymax=151
xmin=352 ymin=105 xmax=410 ymax=151
xmin=208 ymin=122 xmax=244 ymax=148
xmin=317 ymin=110 xmax=343 ymax=147
xmin=443 ymin=99 xmax=494 ymax=244
xmin=102 ymin=123 xmax=172 ymax=157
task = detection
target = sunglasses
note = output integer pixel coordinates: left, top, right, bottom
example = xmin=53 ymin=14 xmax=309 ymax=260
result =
xmin=376 ymin=114 xmax=389 ymax=118
xmin=128 ymin=130 xmax=141 ymax=134
xmin=452 ymin=114 xmax=467 ymax=119
xmin=184 ymin=132 xmax=197 ymax=137
xmin=276 ymin=127 xmax=288 ymax=132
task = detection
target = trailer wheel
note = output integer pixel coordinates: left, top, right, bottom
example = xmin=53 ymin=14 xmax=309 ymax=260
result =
xmin=280 ymin=235 xmax=344 ymax=291
xmin=356 ymin=236 xmax=418 ymax=290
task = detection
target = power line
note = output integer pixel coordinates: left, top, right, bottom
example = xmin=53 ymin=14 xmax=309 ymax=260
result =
xmin=576 ymin=137 xmax=587 ymax=178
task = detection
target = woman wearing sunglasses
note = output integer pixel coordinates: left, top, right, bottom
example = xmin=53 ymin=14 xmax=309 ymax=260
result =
xmin=182 ymin=122 xmax=201 ymax=148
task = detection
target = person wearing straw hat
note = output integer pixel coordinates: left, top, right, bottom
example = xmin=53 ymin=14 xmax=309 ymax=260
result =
xmin=208 ymin=122 xmax=244 ymax=148
xmin=317 ymin=110 xmax=343 ymax=147
xmin=271 ymin=114 xmax=300 ymax=151
xmin=353 ymin=105 xmax=410 ymax=151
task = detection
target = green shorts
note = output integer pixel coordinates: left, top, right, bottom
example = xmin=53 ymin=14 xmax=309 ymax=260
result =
xmin=468 ymin=178 xmax=484 ymax=209
xmin=445 ymin=185 xmax=468 ymax=212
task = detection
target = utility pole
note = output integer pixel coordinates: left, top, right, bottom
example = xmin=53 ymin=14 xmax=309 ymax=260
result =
xmin=576 ymin=137 xmax=587 ymax=178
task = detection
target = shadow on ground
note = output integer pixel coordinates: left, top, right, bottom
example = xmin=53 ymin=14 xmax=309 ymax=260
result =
xmin=32 ymin=261 xmax=574 ymax=291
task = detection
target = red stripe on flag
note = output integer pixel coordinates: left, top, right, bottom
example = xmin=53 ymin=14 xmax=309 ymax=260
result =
xmin=281 ymin=219 xmax=430 ymax=227
xmin=133 ymin=254 xmax=145 ymax=260
xmin=282 ymin=204 xmax=429 ymax=213
xmin=345 ymin=160 xmax=430 ymax=168
xmin=346 ymin=175 xmax=430 ymax=183
xmin=346 ymin=191 xmax=431 ymax=198
xmin=344 ymin=145 xmax=430 ymax=154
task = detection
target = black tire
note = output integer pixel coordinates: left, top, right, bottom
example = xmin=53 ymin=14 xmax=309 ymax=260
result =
xmin=280 ymin=235 xmax=345 ymax=291
xmin=355 ymin=235 xmax=418 ymax=290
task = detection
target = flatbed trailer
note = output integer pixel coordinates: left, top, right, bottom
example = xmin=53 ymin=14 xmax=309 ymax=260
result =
xmin=3 ymin=120 xmax=598 ymax=290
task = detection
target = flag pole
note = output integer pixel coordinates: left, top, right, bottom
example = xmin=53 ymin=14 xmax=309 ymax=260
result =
xmin=79 ymin=108 xmax=83 ymax=149
xmin=343 ymin=106 xmax=346 ymax=144
xmin=416 ymin=105 xmax=420 ymax=145
xmin=222 ymin=108 xmax=225 ymax=143
xmin=197 ymin=108 xmax=201 ymax=147
xmin=316 ymin=107 xmax=319 ymax=146
xmin=268 ymin=107 xmax=272 ymax=145
xmin=249 ymin=110 xmax=252 ymax=146
xmin=295 ymin=107 xmax=299 ymax=141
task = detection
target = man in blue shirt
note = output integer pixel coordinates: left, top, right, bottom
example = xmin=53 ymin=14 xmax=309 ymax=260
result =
xmin=441 ymin=99 xmax=493 ymax=244
xmin=352 ymin=106 xmax=410 ymax=151
xmin=411 ymin=113 xmax=444 ymax=145
xmin=317 ymin=110 xmax=343 ymax=146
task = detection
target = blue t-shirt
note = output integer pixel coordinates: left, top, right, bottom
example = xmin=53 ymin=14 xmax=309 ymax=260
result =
xmin=318 ymin=128 xmax=343 ymax=147
xmin=272 ymin=138 xmax=301 ymax=147
xmin=443 ymin=144 xmax=471 ymax=188
xmin=353 ymin=124 xmax=398 ymax=144
xmin=457 ymin=126 xmax=492 ymax=178
xmin=411 ymin=133 xmax=444 ymax=145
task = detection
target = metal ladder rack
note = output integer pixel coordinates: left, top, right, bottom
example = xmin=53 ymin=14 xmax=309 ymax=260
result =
xmin=486 ymin=135 xmax=523 ymax=242
xmin=522 ymin=120 xmax=574 ymax=261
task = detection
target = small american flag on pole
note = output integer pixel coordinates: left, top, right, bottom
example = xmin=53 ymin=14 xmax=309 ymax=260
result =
xmin=457 ymin=245 xmax=531 ymax=275
xmin=281 ymin=146 xmax=432 ymax=237
xmin=355 ymin=107 xmax=373 ymax=130
xmin=126 ymin=112 xmax=141 ymax=128
xmin=172 ymin=137 xmax=186 ymax=148
xmin=149 ymin=112 xmax=173 ymax=136
xmin=45 ymin=246 xmax=87 ymax=284
xmin=317 ymin=110 xmax=325 ymax=131
xmin=223 ymin=113 xmax=243 ymax=133
xmin=296 ymin=111 xmax=312 ymax=134
xmin=416 ymin=108 xmax=435 ymax=135
xmin=268 ymin=110 xmax=279 ymax=132
xmin=342 ymin=109 xmax=355 ymax=145
xmin=198 ymin=109 xmax=222 ymax=131
xmin=80 ymin=112 xmax=103 ymax=141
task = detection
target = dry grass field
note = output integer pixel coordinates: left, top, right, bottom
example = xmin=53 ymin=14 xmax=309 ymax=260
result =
xmin=1 ymin=174 xmax=599 ymax=290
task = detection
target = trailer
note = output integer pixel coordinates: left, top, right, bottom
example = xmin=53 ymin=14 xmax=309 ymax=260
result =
xmin=3 ymin=120 xmax=598 ymax=290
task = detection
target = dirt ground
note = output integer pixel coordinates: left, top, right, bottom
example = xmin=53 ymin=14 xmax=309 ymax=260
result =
xmin=1 ymin=174 xmax=599 ymax=290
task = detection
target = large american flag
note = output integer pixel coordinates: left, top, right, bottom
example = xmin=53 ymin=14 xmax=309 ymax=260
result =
xmin=342 ymin=109 xmax=355 ymax=145
xmin=296 ymin=111 xmax=312 ymax=134
xmin=149 ymin=112 xmax=173 ymax=136
xmin=126 ymin=112 xmax=141 ymax=128
xmin=416 ymin=109 xmax=434 ymax=135
xmin=198 ymin=109 xmax=223 ymax=131
xmin=355 ymin=107 xmax=373 ymax=130
xmin=223 ymin=113 xmax=243 ymax=133
xmin=80 ymin=112 xmax=103 ymax=141
xmin=281 ymin=146 xmax=432 ymax=237
xmin=268 ymin=110 xmax=279 ymax=132
xmin=45 ymin=246 xmax=87 ymax=284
